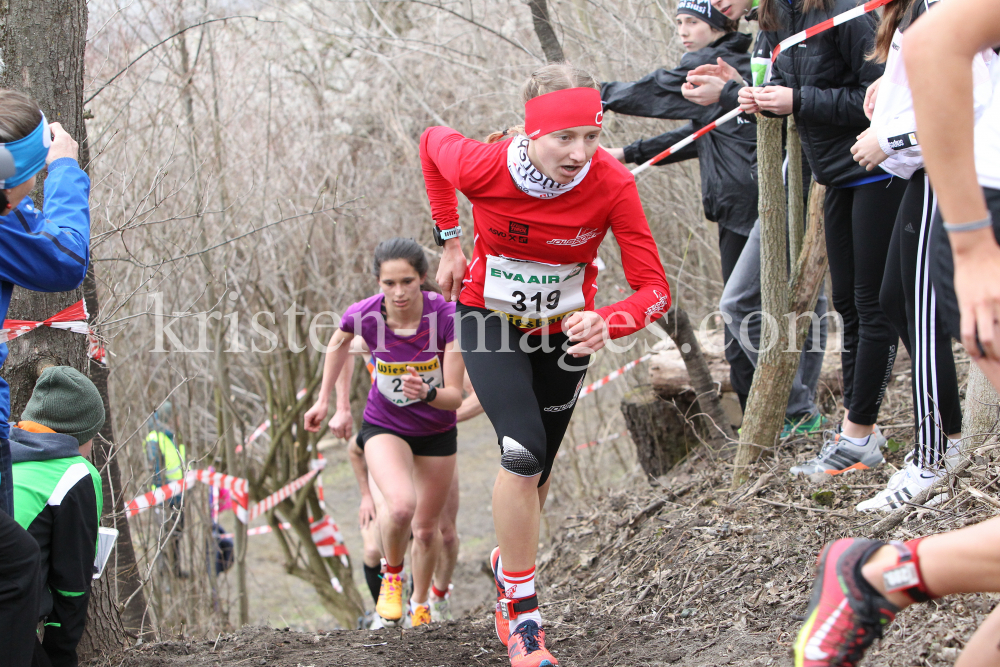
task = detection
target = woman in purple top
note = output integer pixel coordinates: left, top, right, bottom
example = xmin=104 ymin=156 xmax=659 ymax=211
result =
xmin=305 ymin=238 xmax=465 ymax=628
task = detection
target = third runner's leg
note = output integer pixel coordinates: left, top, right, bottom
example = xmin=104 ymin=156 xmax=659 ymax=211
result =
xmin=430 ymin=466 xmax=460 ymax=621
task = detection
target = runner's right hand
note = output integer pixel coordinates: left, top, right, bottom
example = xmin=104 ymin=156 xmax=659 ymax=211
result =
xmin=437 ymin=237 xmax=467 ymax=302
xmin=329 ymin=408 xmax=353 ymax=439
xmin=303 ymin=400 xmax=327 ymax=432
xmin=359 ymin=495 xmax=376 ymax=528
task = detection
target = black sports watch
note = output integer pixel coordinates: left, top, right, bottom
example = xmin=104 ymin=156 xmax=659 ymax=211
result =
xmin=433 ymin=225 xmax=462 ymax=246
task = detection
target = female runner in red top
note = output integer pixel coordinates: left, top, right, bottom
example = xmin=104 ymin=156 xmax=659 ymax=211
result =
xmin=421 ymin=63 xmax=670 ymax=667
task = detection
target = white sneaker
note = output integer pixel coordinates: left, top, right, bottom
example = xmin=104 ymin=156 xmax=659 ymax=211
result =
xmin=856 ymin=454 xmax=944 ymax=512
xmin=943 ymin=438 xmax=964 ymax=472
xmin=369 ymin=613 xmax=385 ymax=630
xmin=429 ymin=595 xmax=453 ymax=622
xmin=790 ymin=425 xmax=886 ymax=477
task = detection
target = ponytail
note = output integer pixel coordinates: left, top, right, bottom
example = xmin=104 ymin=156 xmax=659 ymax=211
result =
xmin=869 ymin=0 xmax=918 ymax=62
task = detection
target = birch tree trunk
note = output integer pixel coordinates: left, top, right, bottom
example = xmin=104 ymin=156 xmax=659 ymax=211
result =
xmin=732 ymin=117 xmax=829 ymax=488
xmin=962 ymin=363 xmax=1000 ymax=451
xmin=0 ymin=0 xmax=147 ymax=653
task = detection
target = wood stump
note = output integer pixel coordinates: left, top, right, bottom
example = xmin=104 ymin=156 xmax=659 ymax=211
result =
xmin=621 ymin=386 xmax=699 ymax=478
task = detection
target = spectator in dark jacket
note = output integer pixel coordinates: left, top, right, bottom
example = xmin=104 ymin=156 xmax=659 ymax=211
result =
xmin=693 ymin=0 xmax=907 ymax=477
xmin=12 ymin=366 xmax=105 ymax=667
xmin=601 ymin=0 xmax=828 ymax=431
xmin=0 ymin=89 xmax=91 ymax=667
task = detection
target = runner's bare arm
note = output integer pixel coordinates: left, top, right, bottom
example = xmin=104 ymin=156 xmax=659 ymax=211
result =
xmin=304 ymin=328 xmax=353 ymax=432
xmin=348 ymin=440 xmax=375 ymax=526
xmin=456 ymin=371 xmax=483 ymax=422
xmin=905 ymin=0 xmax=1000 ymax=362
xmin=329 ymin=351 xmax=356 ymax=440
xmin=400 ymin=340 xmax=466 ymax=410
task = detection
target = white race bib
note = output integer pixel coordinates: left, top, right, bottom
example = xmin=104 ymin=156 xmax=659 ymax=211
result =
xmin=375 ymin=357 xmax=444 ymax=407
xmin=482 ymin=255 xmax=587 ymax=328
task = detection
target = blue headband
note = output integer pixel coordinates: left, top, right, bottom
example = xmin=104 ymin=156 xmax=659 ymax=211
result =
xmin=0 ymin=112 xmax=49 ymax=189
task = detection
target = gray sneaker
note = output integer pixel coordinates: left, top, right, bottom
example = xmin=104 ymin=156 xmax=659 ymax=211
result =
xmin=790 ymin=425 xmax=886 ymax=476
xmin=429 ymin=596 xmax=453 ymax=622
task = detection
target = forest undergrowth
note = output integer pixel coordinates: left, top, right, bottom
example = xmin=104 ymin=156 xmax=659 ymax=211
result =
xmin=98 ymin=351 xmax=1000 ymax=667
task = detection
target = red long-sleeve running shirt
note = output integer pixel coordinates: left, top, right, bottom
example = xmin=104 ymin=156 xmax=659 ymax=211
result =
xmin=420 ymin=126 xmax=670 ymax=339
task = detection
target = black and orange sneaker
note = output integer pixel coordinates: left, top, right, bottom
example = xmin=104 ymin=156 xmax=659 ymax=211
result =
xmin=793 ymin=538 xmax=899 ymax=666
xmin=490 ymin=547 xmax=509 ymax=646
xmin=507 ymin=620 xmax=558 ymax=667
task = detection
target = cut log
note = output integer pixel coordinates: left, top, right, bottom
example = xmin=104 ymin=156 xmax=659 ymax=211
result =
xmin=621 ymin=386 xmax=699 ymax=478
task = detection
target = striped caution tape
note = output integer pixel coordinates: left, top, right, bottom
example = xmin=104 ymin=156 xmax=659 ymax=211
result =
xmin=578 ymin=354 xmax=651 ymax=398
xmin=0 ymin=299 xmax=106 ymax=363
xmin=757 ymin=0 xmax=895 ymax=85
xmin=633 ymin=0 xmax=895 ymax=177
xmin=237 ymin=388 xmax=309 ymax=453
xmin=557 ymin=430 xmax=629 ymax=458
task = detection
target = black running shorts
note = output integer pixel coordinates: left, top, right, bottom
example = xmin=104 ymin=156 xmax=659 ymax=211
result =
xmin=356 ymin=420 xmax=458 ymax=457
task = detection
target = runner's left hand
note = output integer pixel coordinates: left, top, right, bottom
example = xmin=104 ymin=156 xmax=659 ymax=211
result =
xmin=401 ymin=368 xmax=429 ymax=400
xmin=851 ymin=127 xmax=888 ymax=171
xmin=564 ymin=311 xmax=607 ymax=357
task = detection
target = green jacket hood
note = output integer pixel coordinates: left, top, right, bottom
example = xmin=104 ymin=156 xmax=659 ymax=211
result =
xmin=9 ymin=426 xmax=81 ymax=464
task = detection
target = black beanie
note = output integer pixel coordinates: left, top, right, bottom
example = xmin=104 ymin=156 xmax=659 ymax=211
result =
xmin=676 ymin=0 xmax=731 ymax=32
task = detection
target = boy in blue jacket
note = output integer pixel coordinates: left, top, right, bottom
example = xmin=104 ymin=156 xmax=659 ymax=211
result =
xmin=0 ymin=90 xmax=91 ymax=667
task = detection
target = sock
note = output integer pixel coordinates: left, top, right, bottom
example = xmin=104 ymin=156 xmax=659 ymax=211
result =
xmin=363 ymin=563 xmax=382 ymax=604
xmin=431 ymin=584 xmax=449 ymax=600
xmin=841 ymin=433 xmax=873 ymax=447
xmin=384 ymin=562 xmax=403 ymax=575
xmin=410 ymin=598 xmax=428 ymax=613
xmin=502 ymin=565 xmax=542 ymax=631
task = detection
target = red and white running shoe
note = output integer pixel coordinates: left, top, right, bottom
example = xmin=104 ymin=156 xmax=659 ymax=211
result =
xmin=507 ymin=620 xmax=558 ymax=667
xmin=793 ymin=538 xmax=899 ymax=666
xmin=490 ymin=546 xmax=509 ymax=646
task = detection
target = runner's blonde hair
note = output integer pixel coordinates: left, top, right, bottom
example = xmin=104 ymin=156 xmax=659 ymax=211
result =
xmin=486 ymin=63 xmax=599 ymax=144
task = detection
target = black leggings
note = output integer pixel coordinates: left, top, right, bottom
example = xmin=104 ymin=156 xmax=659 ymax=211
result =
xmin=880 ymin=171 xmax=962 ymax=467
xmin=0 ymin=509 xmax=40 ymax=667
xmin=718 ymin=226 xmax=755 ymax=410
xmin=824 ymin=177 xmax=907 ymax=425
xmin=457 ymin=304 xmax=590 ymax=486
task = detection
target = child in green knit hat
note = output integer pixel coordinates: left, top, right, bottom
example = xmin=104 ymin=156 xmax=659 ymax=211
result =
xmin=9 ymin=366 xmax=105 ymax=667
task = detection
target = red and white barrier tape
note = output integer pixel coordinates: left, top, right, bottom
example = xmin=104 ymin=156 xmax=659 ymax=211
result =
xmin=632 ymin=0 xmax=894 ymax=177
xmin=237 ymin=388 xmax=308 ymax=453
xmin=125 ymin=476 xmax=190 ymax=517
xmin=578 ymin=354 xmax=651 ymax=398
xmin=763 ymin=0 xmax=894 ymax=83
xmin=558 ymin=429 xmax=629 ymax=458
xmin=631 ymin=108 xmax=744 ymax=176
xmin=1 ymin=299 xmax=106 ymax=364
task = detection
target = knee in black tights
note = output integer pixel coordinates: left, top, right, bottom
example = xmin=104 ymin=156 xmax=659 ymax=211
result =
xmin=500 ymin=436 xmax=544 ymax=477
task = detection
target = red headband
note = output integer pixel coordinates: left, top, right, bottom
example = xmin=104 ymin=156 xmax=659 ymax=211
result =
xmin=524 ymin=87 xmax=603 ymax=139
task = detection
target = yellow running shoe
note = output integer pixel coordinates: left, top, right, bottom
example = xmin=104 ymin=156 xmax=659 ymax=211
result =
xmin=375 ymin=572 xmax=404 ymax=622
xmin=410 ymin=603 xmax=432 ymax=628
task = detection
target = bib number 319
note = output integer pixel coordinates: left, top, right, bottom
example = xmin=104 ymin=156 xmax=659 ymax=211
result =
xmin=483 ymin=255 xmax=587 ymax=327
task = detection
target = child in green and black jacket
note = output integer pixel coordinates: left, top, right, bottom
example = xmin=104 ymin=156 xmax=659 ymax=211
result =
xmin=11 ymin=366 xmax=105 ymax=667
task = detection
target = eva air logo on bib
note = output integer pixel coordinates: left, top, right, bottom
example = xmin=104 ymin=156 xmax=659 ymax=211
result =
xmin=375 ymin=357 xmax=443 ymax=407
xmin=483 ymin=255 xmax=587 ymax=329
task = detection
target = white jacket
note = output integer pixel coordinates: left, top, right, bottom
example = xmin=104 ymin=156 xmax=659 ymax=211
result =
xmin=871 ymin=0 xmax=996 ymax=179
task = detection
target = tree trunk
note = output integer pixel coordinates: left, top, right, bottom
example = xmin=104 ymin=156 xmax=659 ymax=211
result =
xmin=527 ymin=0 xmax=565 ymax=63
xmin=621 ymin=386 xmax=698 ymax=478
xmin=732 ymin=118 xmax=829 ymax=488
xmin=655 ymin=307 xmax=736 ymax=448
xmin=962 ymin=363 xmax=1000 ymax=451
xmin=0 ymin=0 xmax=145 ymax=653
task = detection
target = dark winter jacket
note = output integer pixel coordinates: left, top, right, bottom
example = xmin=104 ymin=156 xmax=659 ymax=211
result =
xmin=602 ymin=31 xmax=759 ymax=236
xmin=11 ymin=426 xmax=102 ymax=667
xmin=720 ymin=0 xmax=885 ymax=187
